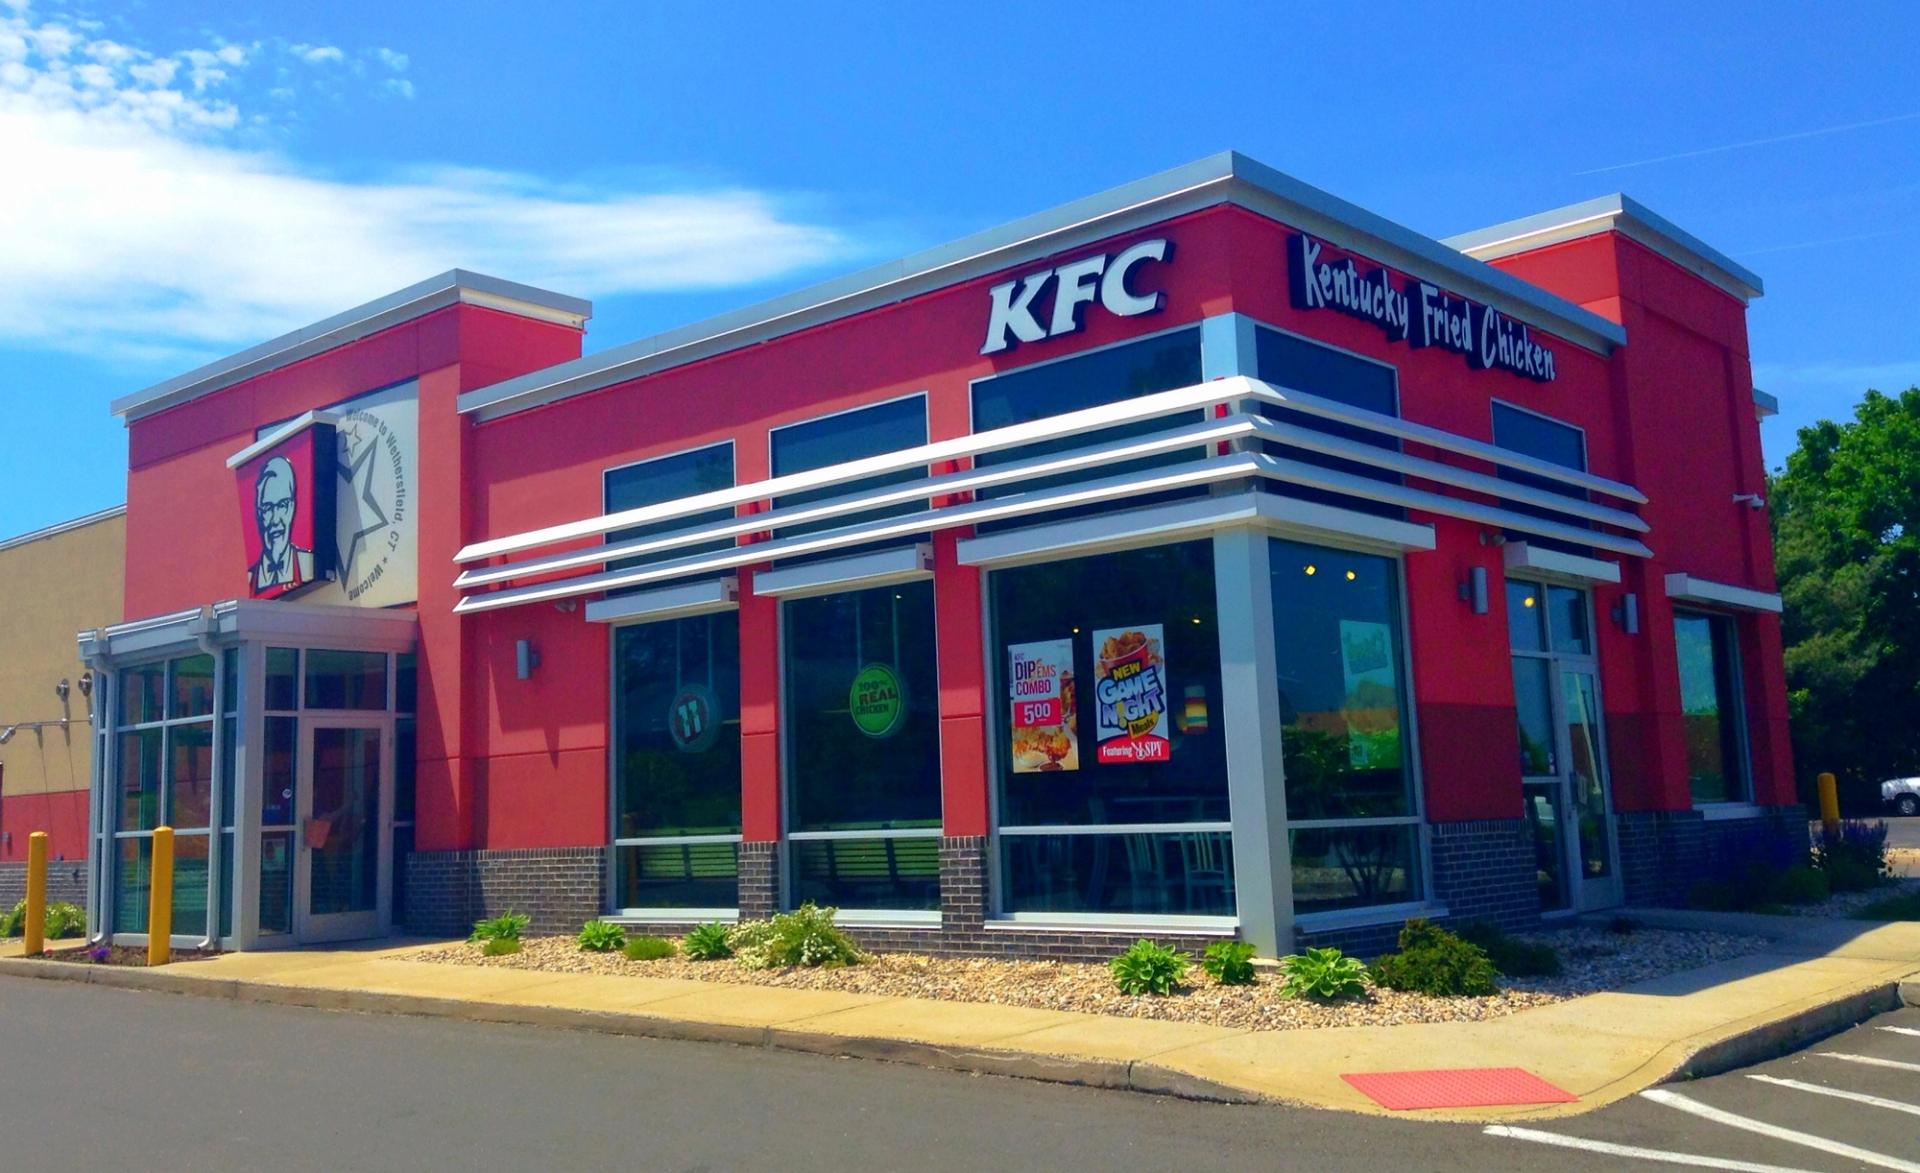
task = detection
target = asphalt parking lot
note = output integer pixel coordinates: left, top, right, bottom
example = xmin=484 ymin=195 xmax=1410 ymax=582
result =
xmin=1487 ymin=1005 xmax=1920 ymax=1171
xmin=0 ymin=979 xmax=1914 ymax=1171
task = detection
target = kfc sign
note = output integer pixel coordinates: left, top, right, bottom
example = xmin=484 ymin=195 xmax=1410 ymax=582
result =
xmin=234 ymin=423 xmax=337 ymax=600
xmin=980 ymin=238 xmax=1170 ymax=355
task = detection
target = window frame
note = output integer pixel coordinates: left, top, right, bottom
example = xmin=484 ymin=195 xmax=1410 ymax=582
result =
xmin=1269 ymin=538 xmax=1431 ymax=924
xmin=601 ymin=438 xmax=739 ymax=569
xmin=981 ymin=531 xmax=1240 ymax=929
xmin=1489 ymin=398 xmax=1590 ymax=472
xmin=776 ymin=578 xmax=944 ymax=922
xmin=603 ymin=609 xmax=745 ymax=922
xmin=1672 ymin=607 xmax=1755 ymax=807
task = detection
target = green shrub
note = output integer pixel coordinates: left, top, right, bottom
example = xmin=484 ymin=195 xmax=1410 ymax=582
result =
xmin=622 ymin=935 xmax=676 ymax=961
xmin=1369 ymin=919 xmax=1498 ymax=997
xmin=1200 ymin=940 xmax=1258 ymax=986
xmin=1766 ymin=864 xmax=1831 ymax=905
xmin=576 ymin=920 xmax=628 ymax=952
xmin=1688 ymin=878 xmax=1746 ymax=912
xmin=727 ymin=904 xmax=862 ymax=969
xmin=482 ymin=937 xmax=521 ymax=957
xmin=1815 ymin=820 xmax=1891 ymax=893
xmin=43 ymin=903 xmax=85 ymax=939
xmin=0 ymin=901 xmax=83 ymax=939
xmin=1854 ymin=890 xmax=1920 ymax=922
xmin=1110 ymin=939 xmax=1190 ymax=996
xmin=682 ymin=921 xmax=734 ymax=961
xmin=1277 ymin=946 xmax=1369 ymax=1001
xmin=1457 ymin=921 xmax=1562 ymax=978
xmin=469 ymin=910 xmax=530 ymax=943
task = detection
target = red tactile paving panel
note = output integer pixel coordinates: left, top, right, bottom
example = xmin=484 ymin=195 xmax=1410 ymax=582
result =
xmin=1340 ymin=1067 xmax=1577 ymax=1110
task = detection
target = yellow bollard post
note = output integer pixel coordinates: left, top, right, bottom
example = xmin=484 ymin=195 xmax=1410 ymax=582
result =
xmin=148 ymin=826 xmax=174 ymax=967
xmin=1818 ymin=771 xmax=1841 ymax=835
xmin=24 ymin=831 xmax=48 ymax=955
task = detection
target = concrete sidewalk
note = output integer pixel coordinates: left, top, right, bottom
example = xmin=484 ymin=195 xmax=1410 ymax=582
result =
xmin=4 ymin=916 xmax=1917 ymax=1121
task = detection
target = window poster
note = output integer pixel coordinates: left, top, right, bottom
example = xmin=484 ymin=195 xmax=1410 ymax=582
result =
xmin=1092 ymin=625 xmax=1171 ymax=763
xmin=1009 ymin=639 xmax=1077 ymax=773
xmin=1338 ymin=619 xmax=1400 ymax=769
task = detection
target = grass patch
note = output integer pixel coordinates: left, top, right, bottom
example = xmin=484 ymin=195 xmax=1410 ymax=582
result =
xmin=1853 ymin=890 xmax=1920 ymax=921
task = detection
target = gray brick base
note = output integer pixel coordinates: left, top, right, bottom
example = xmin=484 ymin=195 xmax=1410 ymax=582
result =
xmin=1617 ymin=804 xmax=1810 ymax=907
xmin=404 ymin=847 xmax=605 ymax=936
xmin=738 ymin=841 xmax=777 ymax=920
xmin=0 ymin=860 xmax=88 ymax=910
xmin=1297 ymin=818 xmax=1542 ymax=958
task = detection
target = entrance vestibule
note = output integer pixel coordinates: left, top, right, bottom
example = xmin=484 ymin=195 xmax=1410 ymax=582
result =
xmin=81 ymin=600 xmax=416 ymax=950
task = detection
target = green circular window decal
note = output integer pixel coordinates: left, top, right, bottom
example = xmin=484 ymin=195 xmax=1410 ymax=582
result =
xmin=848 ymin=662 xmax=906 ymax=739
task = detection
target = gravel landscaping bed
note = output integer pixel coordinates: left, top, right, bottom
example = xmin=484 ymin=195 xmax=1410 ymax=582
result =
xmin=414 ymin=924 xmax=1765 ymax=1033
xmin=1780 ymin=875 xmax=1920 ymax=918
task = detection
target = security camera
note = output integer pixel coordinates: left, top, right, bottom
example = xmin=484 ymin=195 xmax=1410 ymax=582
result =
xmin=0 ymin=726 xmax=14 ymax=745
xmin=1733 ymin=493 xmax=1767 ymax=510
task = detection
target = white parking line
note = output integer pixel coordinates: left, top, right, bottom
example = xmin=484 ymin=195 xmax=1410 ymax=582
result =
xmin=1748 ymin=1074 xmax=1920 ymax=1117
xmin=1482 ymin=1124 xmax=1820 ymax=1171
xmin=1640 ymin=1088 xmax=1920 ymax=1172
xmin=1821 ymin=1052 xmax=1920 ymax=1074
xmin=1879 ymin=1026 xmax=1920 ymax=1038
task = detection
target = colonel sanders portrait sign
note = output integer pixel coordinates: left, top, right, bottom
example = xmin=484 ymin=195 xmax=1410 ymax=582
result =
xmin=230 ymin=381 xmax=419 ymax=607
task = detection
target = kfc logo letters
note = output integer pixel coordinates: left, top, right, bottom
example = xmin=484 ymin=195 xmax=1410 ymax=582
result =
xmin=235 ymin=425 xmax=337 ymax=599
xmin=980 ymin=238 xmax=1170 ymax=355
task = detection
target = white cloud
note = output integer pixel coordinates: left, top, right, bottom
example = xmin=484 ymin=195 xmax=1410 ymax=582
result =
xmin=292 ymin=42 xmax=342 ymax=65
xmin=383 ymin=76 xmax=413 ymax=100
xmin=0 ymin=2 xmax=855 ymax=368
xmin=372 ymin=47 xmax=407 ymax=72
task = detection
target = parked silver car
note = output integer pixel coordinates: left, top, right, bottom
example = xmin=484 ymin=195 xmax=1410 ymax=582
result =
xmin=1884 ymin=776 xmax=1920 ymax=817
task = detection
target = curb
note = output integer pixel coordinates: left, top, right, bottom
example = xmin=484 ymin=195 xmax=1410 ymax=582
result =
xmin=1665 ymin=980 xmax=1906 ymax=1082
xmin=1903 ymin=978 xmax=1919 ymax=1007
xmin=0 ymin=957 xmax=1263 ymax=1105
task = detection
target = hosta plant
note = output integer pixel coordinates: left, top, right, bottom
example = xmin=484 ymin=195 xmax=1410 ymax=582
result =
xmin=469 ymin=911 xmax=530 ymax=944
xmin=576 ymin=920 xmax=628 ymax=953
xmin=1201 ymin=940 xmax=1258 ymax=986
xmin=1277 ymin=946 xmax=1370 ymax=1001
xmin=682 ymin=921 xmax=734 ymax=961
xmin=1110 ymin=939 xmax=1191 ymax=996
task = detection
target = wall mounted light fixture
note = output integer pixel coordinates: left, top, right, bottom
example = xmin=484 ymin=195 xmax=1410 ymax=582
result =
xmin=1611 ymin=592 xmax=1641 ymax=635
xmin=1458 ymin=565 xmax=1489 ymax=615
xmin=515 ymin=639 xmax=540 ymax=680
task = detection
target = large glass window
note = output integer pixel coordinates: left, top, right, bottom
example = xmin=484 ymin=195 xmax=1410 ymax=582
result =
xmin=770 ymin=396 xmax=927 ymax=539
xmin=784 ymin=581 xmax=940 ymax=909
xmin=1675 ymin=611 xmax=1749 ymax=804
xmin=604 ymin=442 xmax=735 ymax=570
xmin=613 ymin=613 xmax=742 ymax=910
xmin=1491 ymin=402 xmax=1592 ymax=549
xmin=1255 ymin=326 xmax=1403 ymax=517
xmin=1270 ymin=539 xmax=1420 ymax=914
xmin=970 ymin=330 xmax=1203 ymax=530
xmin=110 ymin=652 xmax=222 ymax=938
xmin=991 ymin=541 xmax=1232 ymax=917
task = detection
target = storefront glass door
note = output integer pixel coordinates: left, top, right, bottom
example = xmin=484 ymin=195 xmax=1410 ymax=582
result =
xmin=295 ymin=719 xmax=387 ymax=942
xmin=1509 ymin=582 xmax=1620 ymax=913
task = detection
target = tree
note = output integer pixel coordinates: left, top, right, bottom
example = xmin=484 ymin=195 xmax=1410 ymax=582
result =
xmin=1769 ymin=387 xmax=1920 ymax=810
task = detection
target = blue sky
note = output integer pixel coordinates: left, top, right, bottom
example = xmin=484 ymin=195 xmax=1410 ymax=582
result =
xmin=4 ymin=0 xmax=1917 ymax=538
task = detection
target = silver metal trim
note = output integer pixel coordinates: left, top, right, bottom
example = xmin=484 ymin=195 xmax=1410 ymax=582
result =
xmin=113 ymin=270 xmax=591 ymax=422
xmin=458 ymin=152 xmax=1629 ymax=422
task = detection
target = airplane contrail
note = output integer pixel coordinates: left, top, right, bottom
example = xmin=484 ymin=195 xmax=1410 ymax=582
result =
xmin=1574 ymin=112 xmax=1920 ymax=176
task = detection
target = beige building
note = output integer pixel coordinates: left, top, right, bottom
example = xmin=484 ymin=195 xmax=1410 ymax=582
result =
xmin=0 ymin=505 xmax=124 ymax=905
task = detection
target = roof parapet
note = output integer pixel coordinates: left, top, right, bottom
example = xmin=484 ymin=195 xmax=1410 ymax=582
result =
xmin=1443 ymin=194 xmax=1764 ymax=303
xmin=111 ymin=271 xmax=591 ymax=424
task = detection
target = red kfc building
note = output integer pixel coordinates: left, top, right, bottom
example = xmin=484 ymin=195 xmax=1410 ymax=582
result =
xmin=80 ymin=152 xmax=1793 ymax=957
